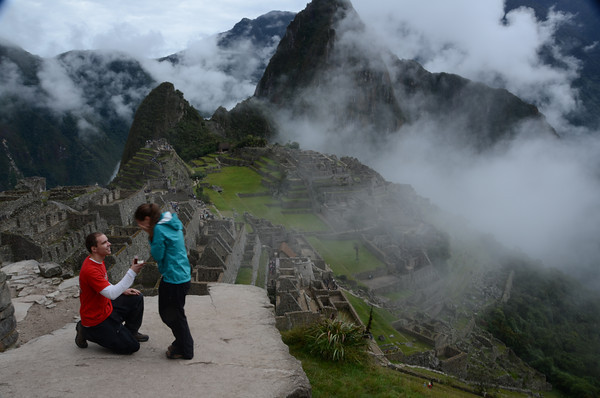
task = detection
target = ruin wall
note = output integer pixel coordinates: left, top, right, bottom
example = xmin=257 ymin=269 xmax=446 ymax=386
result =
xmin=89 ymin=189 xmax=145 ymax=227
xmin=0 ymin=271 xmax=17 ymax=352
xmin=221 ymin=223 xmax=247 ymax=284
xmin=107 ymin=229 xmax=152 ymax=282
xmin=275 ymin=311 xmax=322 ymax=332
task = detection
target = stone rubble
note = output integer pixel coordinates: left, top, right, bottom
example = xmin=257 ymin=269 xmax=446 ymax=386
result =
xmin=1 ymin=259 xmax=80 ymax=322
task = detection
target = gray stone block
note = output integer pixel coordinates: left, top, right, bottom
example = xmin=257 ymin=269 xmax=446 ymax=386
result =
xmin=38 ymin=262 xmax=62 ymax=278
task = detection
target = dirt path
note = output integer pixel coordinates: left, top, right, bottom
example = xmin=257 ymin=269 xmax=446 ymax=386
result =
xmin=15 ymin=296 xmax=80 ymax=345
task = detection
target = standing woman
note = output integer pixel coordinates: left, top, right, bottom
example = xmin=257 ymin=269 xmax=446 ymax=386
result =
xmin=135 ymin=203 xmax=194 ymax=359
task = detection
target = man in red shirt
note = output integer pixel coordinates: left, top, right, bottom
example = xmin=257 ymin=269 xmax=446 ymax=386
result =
xmin=76 ymin=232 xmax=149 ymax=354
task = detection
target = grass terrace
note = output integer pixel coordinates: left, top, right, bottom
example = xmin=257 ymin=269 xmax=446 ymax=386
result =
xmin=306 ymin=237 xmax=384 ymax=281
xmin=345 ymin=292 xmax=431 ymax=354
xmin=202 ymin=164 xmax=329 ymax=233
xmin=235 ymin=266 xmax=253 ymax=285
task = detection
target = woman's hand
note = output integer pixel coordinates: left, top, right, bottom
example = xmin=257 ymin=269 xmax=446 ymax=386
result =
xmin=136 ymin=216 xmax=154 ymax=241
xmin=123 ymin=288 xmax=141 ymax=296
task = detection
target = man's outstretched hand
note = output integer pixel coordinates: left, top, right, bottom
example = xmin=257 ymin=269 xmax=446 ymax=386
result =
xmin=130 ymin=258 xmax=145 ymax=274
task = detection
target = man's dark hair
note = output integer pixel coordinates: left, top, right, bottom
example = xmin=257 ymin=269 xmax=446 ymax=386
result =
xmin=85 ymin=232 xmax=103 ymax=253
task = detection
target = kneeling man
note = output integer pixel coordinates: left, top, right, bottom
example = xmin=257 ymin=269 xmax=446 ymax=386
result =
xmin=75 ymin=232 xmax=149 ymax=354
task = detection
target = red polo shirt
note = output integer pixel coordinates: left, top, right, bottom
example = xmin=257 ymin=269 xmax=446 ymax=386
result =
xmin=79 ymin=256 xmax=112 ymax=327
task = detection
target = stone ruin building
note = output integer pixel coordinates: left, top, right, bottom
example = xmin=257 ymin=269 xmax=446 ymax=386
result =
xmin=243 ymin=213 xmax=363 ymax=332
xmin=0 ymin=170 xmax=253 ymax=350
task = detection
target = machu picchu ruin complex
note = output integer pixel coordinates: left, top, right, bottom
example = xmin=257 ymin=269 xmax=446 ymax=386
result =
xmin=0 ymin=141 xmax=551 ymax=393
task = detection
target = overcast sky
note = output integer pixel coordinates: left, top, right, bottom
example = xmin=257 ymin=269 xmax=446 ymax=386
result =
xmin=0 ymin=0 xmax=586 ymax=126
xmin=0 ymin=0 xmax=310 ymax=58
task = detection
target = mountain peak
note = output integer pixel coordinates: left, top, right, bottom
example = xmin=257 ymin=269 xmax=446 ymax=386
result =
xmin=255 ymin=0 xmax=355 ymax=102
xmin=217 ymin=10 xmax=296 ymax=49
xmin=255 ymin=0 xmax=405 ymax=133
xmin=120 ymin=82 xmax=219 ymax=168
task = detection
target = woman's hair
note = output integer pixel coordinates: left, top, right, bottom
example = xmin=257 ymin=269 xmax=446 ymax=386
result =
xmin=134 ymin=203 xmax=161 ymax=225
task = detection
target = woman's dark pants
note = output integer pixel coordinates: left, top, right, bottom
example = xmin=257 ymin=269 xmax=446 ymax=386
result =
xmin=159 ymin=279 xmax=194 ymax=359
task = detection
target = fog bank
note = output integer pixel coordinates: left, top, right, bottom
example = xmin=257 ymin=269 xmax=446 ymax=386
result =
xmin=272 ymin=1 xmax=600 ymax=286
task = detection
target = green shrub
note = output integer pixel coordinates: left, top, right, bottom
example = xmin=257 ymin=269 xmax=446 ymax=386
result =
xmin=190 ymin=170 xmax=206 ymax=179
xmin=305 ymin=318 xmax=368 ymax=363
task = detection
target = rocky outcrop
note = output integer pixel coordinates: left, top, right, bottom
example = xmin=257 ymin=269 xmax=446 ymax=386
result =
xmin=0 ymin=284 xmax=313 ymax=398
xmin=389 ymin=58 xmax=558 ymax=150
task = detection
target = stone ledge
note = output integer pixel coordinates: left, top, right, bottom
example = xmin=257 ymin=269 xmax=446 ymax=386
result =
xmin=0 ymin=283 xmax=311 ymax=398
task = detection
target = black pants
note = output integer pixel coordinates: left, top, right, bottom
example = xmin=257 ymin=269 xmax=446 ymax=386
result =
xmin=82 ymin=293 xmax=144 ymax=355
xmin=159 ymin=279 xmax=194 ymax=359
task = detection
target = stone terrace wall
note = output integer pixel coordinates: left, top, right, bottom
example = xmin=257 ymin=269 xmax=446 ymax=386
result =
xmin=89 ymin=189 xmax=145 ymax=227
xmin=0 ymin=210 xmax=108 ymax=267
xmin=43 ymin=214 xmax=107 ymax=264
xmin=106 ymin=229 xmax=152 ymax=283
xmin=104 ymin=197 xmax=206 ymax=284
xmin=221 ymin=222 xmax=247 ymax=284
xmin=0 ymin=271 xmax=17 ymax=351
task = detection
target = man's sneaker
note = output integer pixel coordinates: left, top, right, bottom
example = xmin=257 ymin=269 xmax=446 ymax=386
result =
xmin=75 ymin=321 xmax=88 ymax=348
xmin=134 ymin=332 xmax=149 ymax=342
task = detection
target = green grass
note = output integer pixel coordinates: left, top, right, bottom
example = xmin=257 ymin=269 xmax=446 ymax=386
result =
xmin=203 ymin=165 xmax=329 ymax=232
xmin=206 ymin=166 xmax=263 ymax=193
xmin=345 ymin=292 xmax=431 ymax=354
xmin=381 ymin=289 xmax=414 ymax=301
xmin=258 ymin=156 xmax=277 ymax=167
xmin=283 ymin=334 xmax=479 ymax=398
xmin=235 ymin=266 xmax=252 ymax=285
xmin=256 ymin=156 xmax=282 ymax=178
xmin=307 ymin=237 xmax=384 ymax=278
xmin=255 ymin=250 xmax=268 ymax=288
xmin=284 ymin=328 xmax=549 ymax=397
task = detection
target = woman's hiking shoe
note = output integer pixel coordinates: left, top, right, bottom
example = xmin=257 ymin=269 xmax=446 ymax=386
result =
xmin=166 ymin=345 xmax=192 ymax=360
xmin=75 ymin=321 xmax=88 ymax=348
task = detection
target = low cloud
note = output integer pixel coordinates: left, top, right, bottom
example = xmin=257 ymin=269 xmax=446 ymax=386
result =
xmin=0 ymin=59 xmax=39 ymax=110
xmin=372 ymin=122 xmax=600 ymax=275
xmin=37 ymin=58 xmax=87 ymax=113
xmin=348 ymin=1 xmax=600 ymax=281
xmin=272 ymin=1 xmax=600 ymax=287
xmin=91 ymin=23 xmax=167 ymax=59
xmin=353 ymin=0 xmax=581 ymax=135
xmin=141 ymin=33 xmax=280 ymax=115
xmin=1 ymin=50 xmax=151 ymax=141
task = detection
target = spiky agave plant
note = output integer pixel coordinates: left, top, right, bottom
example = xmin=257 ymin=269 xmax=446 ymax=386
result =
xmin=306 ymin=318 xmax=368 ymax=362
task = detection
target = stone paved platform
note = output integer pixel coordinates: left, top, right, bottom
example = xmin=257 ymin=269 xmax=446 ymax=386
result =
xmin=0 ymin=283 xmax=311 ymax=398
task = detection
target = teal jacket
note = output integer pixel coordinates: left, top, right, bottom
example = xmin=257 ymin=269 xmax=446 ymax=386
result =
xmin=150 ymin=212 xmax=191 ymax=284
